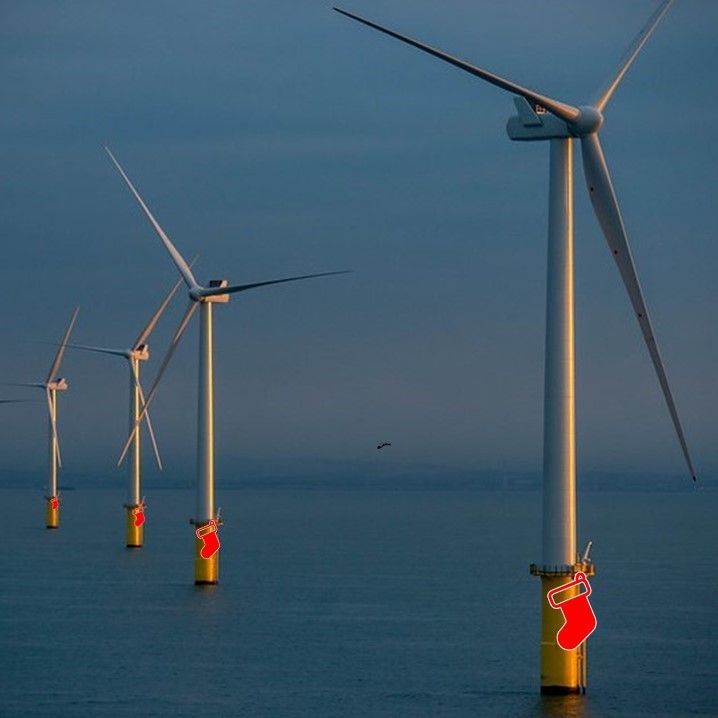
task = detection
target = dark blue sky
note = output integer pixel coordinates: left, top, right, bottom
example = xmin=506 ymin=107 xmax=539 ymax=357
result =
xmin=1 ymin=0 xmax=715 ymax=486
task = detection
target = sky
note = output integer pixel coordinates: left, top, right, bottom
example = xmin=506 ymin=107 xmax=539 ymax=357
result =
xmin=0 ymin=0 xmax=716 ymax=488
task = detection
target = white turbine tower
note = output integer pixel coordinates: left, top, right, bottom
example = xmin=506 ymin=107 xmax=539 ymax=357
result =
xmin=105 ymin=147 xmax=348 ymax=585
xmin=64 ymin=277 xmax=185 ymax=547
xmin=9 ymin=307 xmax=79 ymax=528
xmin=335 ymin=0 xmax=696 ymax=694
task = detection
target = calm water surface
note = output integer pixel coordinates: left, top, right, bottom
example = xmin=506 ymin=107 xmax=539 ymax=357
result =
xmin=0 ymin=486 xmax=715 ymax=717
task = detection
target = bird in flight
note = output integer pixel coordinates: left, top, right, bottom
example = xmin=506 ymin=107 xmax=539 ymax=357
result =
xmin=377 ymin=442 xmax=392 ymax=450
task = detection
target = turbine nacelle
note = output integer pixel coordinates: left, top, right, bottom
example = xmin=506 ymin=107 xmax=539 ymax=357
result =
xmin=129 ymin=344 xmax=150 ymax=361
xmin=47 ymin=378 xmax=68 ymax=392
xmin=507 ymin=98 xmax=603 ymax=142
xmin=507 ymin=97 xmax=571 ymax=142
xmin=191 ymin=279 xmax=230 ymax=304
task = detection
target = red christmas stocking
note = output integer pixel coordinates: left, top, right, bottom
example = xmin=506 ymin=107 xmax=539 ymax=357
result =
xmin=196 ymin=520 xmax=220 ymax=559
xmin=133 ymin=507 xmax=145 ymax=527
xmin=547 ymin=571 xmax=597 ymax=650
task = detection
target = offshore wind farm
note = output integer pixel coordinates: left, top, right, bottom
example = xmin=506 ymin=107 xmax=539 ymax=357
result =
xmin=0 ymin=2 xmax=715 ymax=717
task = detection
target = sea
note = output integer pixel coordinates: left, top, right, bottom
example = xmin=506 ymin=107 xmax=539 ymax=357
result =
xmin=0 ymin=485 xmax=715 ymax=717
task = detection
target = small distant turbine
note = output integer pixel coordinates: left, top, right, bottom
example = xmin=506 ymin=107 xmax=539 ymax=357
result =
xmin=64 ymin=277 xmax=185 ymax=547
xmin=106 ymin=147 xmax=349 ymax=584
xmin=335 ymin=0 xmax=695 ymax=694
xmin=8 ymin=308 xmax=79 ymax=528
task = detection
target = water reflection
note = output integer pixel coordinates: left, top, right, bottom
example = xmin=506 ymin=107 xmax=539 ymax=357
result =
xmin=533 ymin=694 xmax=599 ymax=718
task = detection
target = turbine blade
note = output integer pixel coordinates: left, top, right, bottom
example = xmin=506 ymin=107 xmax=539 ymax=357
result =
xmin=105 ymin=146 xmax=199 ymax=290
xmin=198 ymin=270 xmax=351 ymax=298
xmin=580 ymin=133 xmax=696 ymax=481
xmin=0 ymin=382 xmax=46 ymax=389
xmin=333 ymin=7 xmax=579 ymax=123
xmin=64 ymin=343 xmax=127 ymax=358
xmin=117 ymin=301 xmax=198 ymax=466
xmin=47 ymin=307 xmax=79 ymax=384
xmin=132 ymin=256 xmax=198 ymax=350
xmin=142 ymin=402 xmax=163 ymax=472
xmin=0 ymin=399 xmax=40 ymax=404
xmin=594 ymin=0 xmax=673 ymax=112
xmin=46 ymin=388 xmax=62 ymax=469
xmin=128 ymin=360 xmax=163 ymax=471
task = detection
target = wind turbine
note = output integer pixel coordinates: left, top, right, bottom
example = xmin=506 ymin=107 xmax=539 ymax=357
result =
xmin=64 ymin=277 xmax=185 ymax=547
xmin=9 ymin=308 xmax=79 ymax=528
xmin=105 ymin=146 xmax=348 ymax=584
xmin=334 ymin=0 xmax=695 ymax=694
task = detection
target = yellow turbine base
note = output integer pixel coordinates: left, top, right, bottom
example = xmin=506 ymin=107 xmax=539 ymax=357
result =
xmin=194 ymin=535 xmax=219 ymax=585
xmin=539 ymin=574 xmax=585 ymax=694
xmin=125 ymin=506 xmax=143 ymax=548
xmin=46 ymin=498 xmax=59 ymax=529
